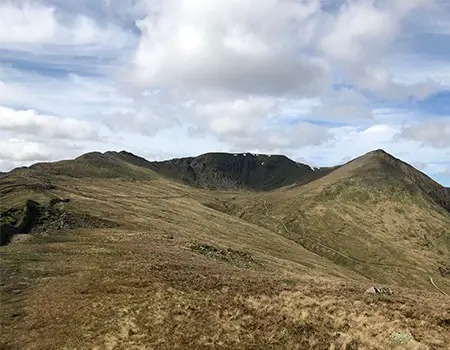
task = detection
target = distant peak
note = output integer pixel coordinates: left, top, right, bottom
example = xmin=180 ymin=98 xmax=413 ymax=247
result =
xmin=366 ymin=149 xmax=389 ymax=156
xmin=118 ymin=150 xmax=134 ymax=156
xmin=75 ymin=151 xmax=103 ymax=160
xmin=359 ymin=149 xmax=398 ymax=162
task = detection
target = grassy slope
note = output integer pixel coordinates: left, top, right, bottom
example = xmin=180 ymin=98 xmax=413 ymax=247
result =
xmin=1 ymin=151 xmax=449 ymax=349
xmin=225 ymin=150 xmax=450 ymax=290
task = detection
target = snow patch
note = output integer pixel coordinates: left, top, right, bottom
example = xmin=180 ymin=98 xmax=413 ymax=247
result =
xmin=261 ymin=162 xmax=264 ymax=165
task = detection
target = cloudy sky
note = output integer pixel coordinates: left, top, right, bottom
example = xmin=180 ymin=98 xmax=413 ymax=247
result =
xmin=1 ymin=0 xmax=450 ymax=185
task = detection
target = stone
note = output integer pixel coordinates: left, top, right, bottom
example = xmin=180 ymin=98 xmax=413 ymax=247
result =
xmin=364 ymin=286 xmax=393 ymax=295
xmin=390 ymin=330 xmax=415 ymax=345
xmin=364 ymin=286 xmax=377 ymax=294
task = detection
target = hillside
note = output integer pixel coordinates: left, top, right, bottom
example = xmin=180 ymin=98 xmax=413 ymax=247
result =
xmin=1 ymin=149 xmax=449 ymax=349
xmin=223 ymin=150 xmax=450 ymax=288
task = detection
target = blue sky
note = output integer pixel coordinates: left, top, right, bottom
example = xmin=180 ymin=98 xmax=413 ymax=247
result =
xmin=0 ymin=0 xmax=449 ymax=186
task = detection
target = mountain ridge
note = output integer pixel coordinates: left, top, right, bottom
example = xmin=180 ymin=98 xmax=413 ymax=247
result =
xmin=3 ymin=149 xmax=448 ymax=211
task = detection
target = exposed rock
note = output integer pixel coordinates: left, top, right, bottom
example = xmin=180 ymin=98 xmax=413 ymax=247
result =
xmin=151 ymin=152 xmax=335 ymax=191
xmin=364 ymin=287 xmax=377 ymax=294
xmin=48 ymin=198 xmax=71 ymax=208
xmin=31 ymin=201 xmax=117 ymax=234
xmin=16 ymin=200 xmax=41 ymax=233
xmin=191 ymin=243 xmax=256 ymax=268
xmin=390 ymin=330 xmax=415 ymax=346
xmin=0 ymin=198 xmax=118 ymax=246
xmin=438 ymin=265 xmax=450 ymax=278
xmin=0 ymin=224 xmax=18 ymax=246
xmin=364 ymin=286 xmax=393 ymax=295
xmin=438 ymin=318 xmax=450 ymax=327
xmin=344 ymin=340 xmax=359 ymax=350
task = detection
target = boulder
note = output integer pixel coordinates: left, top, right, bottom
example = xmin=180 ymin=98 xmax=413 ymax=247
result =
xmin=364 ymin=286 xmax=393 ymax=295
xmin=390 ymin=330 xmax=415 ymax=346
xmin=364 ymin=286 xmax=377 ymax=294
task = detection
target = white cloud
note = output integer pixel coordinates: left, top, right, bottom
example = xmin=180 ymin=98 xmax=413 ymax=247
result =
xmin=398 ymin=120 xmax=450 ymax=148
xmin=311 ymin=88 xmax=374 ymax=123
xmin=0 ymin=106 xmax=98 ymax=140
xmin=0 ymin=0 xmax=449 ymax=188
xmin=130 ymin=0 xmax=329 ymax=96
xmin=319 ymin=0 xmax=440 ymax=100
xmin=0 ymin=137 xmax=85 ymax=171
xmin=104 ymin=108 xmax=178 ymax=136
xmin=190 ymin=97 xmax=332 ymax=149
xmin=0 ymin=139 xmax=51 ymax=162
xmin=195 ymin=97 xmax=278 ymax=136
xmin=0 ymin=68 xmax=134 ymax=120
xmin=283 ymin=122 xmax=450 ymax=185
xmin=267 ymin=122 xmax=332 ymax=148
xmin=319 ymin=1 xmax=397 ymax=66
xmin=0 ymin=1 xmax=132 ymax=51
xmin=128 ymin=0 xmax=441 ymax=101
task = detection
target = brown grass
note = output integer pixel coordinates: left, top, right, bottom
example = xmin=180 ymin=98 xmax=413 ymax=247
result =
xmin=1 ymin=174 xmax=449 ymax=349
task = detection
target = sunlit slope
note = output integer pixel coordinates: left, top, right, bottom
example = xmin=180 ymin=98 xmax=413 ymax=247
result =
xmin=225 ymin=150 xmax=450 ymax=289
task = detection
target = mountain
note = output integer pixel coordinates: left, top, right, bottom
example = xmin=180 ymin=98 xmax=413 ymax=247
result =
xmin=1 ymin=149 xmax=449 ymax=349
xmin=26 ymin=151 xmax=158 ymax=179
xmin=226 ymin=149 xmax=450 ymax=287
xmin=151 ymin=152 xmax=337 ymax=190
xmin=7 ymin=151 xmax=337 ymax=191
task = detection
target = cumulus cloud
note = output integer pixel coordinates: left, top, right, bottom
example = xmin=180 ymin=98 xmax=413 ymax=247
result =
xmin=0 ymin=0 xmax=449 ymax=187
xmin=194 ymin=97 xmax=278 ymax=136
xmin=398 ymin=120 xmax=450 ymax=148
xmin=0 ymin=139 xmax=52 ymax=162
xmin=104 ymin=109 xmax=178 ymax=136
xmin=128 ymin=0 xmax=440 ymax=101
xmin=0 ymin=137 xmax=87 ymax=171
xmin=319 ymin=0 xmax=440 ymax=99
xmin=311 ymin=88 xmax=374 ymax=123
xmin=189 ymin=97 xmax=332 ymax=149
xmin=267 ymin=122 xmax=332 ymax=148
xmin=0 ymin=1 xmax=132 ymax=51
xmin=130 ymin=0 xmax=329 ymax=96
xmin=0 ymin=106 xmax=98 ymax=140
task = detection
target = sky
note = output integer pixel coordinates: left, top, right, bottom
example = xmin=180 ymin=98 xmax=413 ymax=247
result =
xmin=0 ymin=0 xmax=450 ymax=186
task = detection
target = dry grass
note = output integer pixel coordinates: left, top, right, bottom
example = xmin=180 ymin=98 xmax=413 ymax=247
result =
xmin=224 ymin=162 xmax=450 ymax=290
xmin=1 ymin=172 xmax=449 ymax=349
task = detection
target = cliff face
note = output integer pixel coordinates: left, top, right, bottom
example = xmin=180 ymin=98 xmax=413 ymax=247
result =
xmin=150 ymin=152 xmax=335 ymax=190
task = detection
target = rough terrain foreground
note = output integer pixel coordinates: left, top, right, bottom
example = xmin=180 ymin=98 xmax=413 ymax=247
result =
xmin=0 ymin=150 xmax=449 ymax=349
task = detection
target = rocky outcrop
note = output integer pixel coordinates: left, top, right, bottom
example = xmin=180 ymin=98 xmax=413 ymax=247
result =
xmin=151 ymin=153 xmax=335 ymax=190
xmin=0 ymin=224 xmax=18 ymax=246
xmin=16 ymin=200 xmax=41 ymax=233
xmin=364 ymin=286 xmax=394 ymax=295
xmin=0 ymin=198 xmax=118 ymax=246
